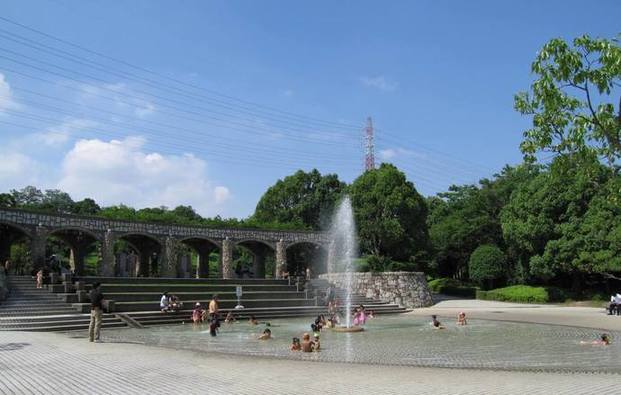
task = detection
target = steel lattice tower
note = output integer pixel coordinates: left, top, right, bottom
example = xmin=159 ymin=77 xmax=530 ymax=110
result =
xmin=364 ymin=116 xmax=375 ymax=171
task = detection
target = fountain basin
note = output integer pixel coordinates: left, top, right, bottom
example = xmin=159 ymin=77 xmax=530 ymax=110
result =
xmin=332 ymin=326 xmax=364 ymax=333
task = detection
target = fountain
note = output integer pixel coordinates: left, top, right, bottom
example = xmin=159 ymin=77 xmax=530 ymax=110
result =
xmin=329 ymin=196 xmax=364 ymax=333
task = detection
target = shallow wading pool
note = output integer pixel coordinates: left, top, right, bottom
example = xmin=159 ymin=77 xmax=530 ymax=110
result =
xmin=91 ymin=315 xmax=621 ymax=373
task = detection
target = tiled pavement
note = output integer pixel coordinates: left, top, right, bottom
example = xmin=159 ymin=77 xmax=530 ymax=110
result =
xmin=0 ymin=330 xmax=619 ymax=394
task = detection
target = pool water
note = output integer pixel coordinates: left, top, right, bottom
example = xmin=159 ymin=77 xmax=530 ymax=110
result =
xmin=98 ymin=315 xmax=621 ymax=373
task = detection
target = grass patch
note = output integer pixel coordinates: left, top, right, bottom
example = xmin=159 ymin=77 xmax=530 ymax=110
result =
xmin=428 ymin=278 xmax=478 ymax=298
xmin=476 ymin=285 xmax=567 ymax=304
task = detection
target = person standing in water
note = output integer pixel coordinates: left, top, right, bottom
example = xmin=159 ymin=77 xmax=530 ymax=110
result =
xmin=208 ymin=294 xmax=220 ymax=336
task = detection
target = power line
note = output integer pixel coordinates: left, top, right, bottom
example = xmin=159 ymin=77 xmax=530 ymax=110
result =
xmin=0 ymin=16 xmax=363 ymax=131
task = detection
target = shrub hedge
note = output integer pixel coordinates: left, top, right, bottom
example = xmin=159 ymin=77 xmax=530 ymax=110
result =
xmin=427 ymin=278 xmax=477 ymax=298
xmin=476 ymin=285 xmax=567 ymax=303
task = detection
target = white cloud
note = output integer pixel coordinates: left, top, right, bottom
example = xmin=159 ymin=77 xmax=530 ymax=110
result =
xmin=0 ymin=152 xmax=43 ymax=191
xmin=134 ymin=102 xmax=155 ymax=118
xmin=0 ymin=72 xmax=19 ymax=112
xmin=379 ymin=147 xmax=427 ymax=161
xmin=57 ymin=137 xmax=231 ymax=216
xmin=34 ymin=118 xmax=98 ymax=146
xmin=360 ymin=75 xmax=398 ymax=92
xmin=77 ymin=82 xmax=156 ymax=119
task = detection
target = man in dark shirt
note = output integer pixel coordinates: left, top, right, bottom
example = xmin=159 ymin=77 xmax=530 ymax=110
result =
xmin=88 ymin=282 xmax=104 ymax=342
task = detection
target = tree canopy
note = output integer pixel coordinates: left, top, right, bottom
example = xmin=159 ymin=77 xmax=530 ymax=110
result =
xmin=515 ymin=34 xmax=621 ymax=167
xmin=349 ymin=163 xmax=428 ymax=262
xmin=252 ymin=169 xmax=345 ymax=230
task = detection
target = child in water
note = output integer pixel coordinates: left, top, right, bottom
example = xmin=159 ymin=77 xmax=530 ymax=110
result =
xmin=581 ymin=333 xmax=611 ymax=346
xmin=290 ymin=337 xmax=301 ymax=351
xmin=301 ymin=333 xmax=313 ymax=352
xmin=431 ymin=315 xmax=445 ymax=329
xmin=258 ymin=328 xmax=271 ymax=340
xmin=224 ymin=311 xmax=236 ymax=323
xmin=456 ymin=312 xmax=467 ymax=326
xmin=249 ymin=315 xmax=259 ymax=325
xmin=312 ymin=333 xmax=321 ymax=351
xmin=192 ymin=303 xmax=203 ymax=325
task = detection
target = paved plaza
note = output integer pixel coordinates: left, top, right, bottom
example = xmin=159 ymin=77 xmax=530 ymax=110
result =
xmin=2 ymin=301 xmax=621 ymax=395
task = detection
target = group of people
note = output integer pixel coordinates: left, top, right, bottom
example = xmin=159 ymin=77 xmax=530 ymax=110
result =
xmin=429 ymin=312 xmax=467 ymax=330
xmin=159 ymin=292 xmax=183 ymax=313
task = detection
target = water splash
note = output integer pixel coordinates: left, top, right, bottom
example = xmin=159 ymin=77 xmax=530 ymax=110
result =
xmin=329 ymin=196 xmax=358 ymax=328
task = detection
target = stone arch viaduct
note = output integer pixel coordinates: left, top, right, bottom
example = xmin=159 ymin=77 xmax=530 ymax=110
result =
xmin=0 ymin=208 xmax=331 ymax=279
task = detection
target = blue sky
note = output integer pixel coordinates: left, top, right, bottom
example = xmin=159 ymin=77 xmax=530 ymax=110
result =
xmin=0 ymin=0 xmax=619 ymax=218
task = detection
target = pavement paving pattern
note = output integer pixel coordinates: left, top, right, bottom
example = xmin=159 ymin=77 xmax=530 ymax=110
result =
xmin=0 ymin=329 xmax=620 ymax=394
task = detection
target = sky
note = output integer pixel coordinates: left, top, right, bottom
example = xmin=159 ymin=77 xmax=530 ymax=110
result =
xmin=0 ymin=0 xmax=619 ymax=218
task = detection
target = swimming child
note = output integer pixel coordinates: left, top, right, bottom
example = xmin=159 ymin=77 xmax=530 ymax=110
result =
xmin=258 ymin=328 xmax=272 ymax=340
xmin=581 ymin=333 xmax=611 ymax=345
xmin=224 ymin=311 xmax=236 ymax=323
xmin=249 ymin=315 xmax=259 ymax=325
xmin=456 ymin=312 xmax=467 ymax=326
xmin=431 ymin=315 xmax=445 ymax=329
xmin=290 ymin=337 xmax=301 ymax=351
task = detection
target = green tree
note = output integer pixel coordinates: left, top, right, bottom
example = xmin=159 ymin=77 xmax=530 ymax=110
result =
xmin=469 ymin=244 xmax=506 ymax=289
xmin=427 ymin=165 xmax=538 ymax=280
xmin=40 ymin=189 xmax=75 ymax=213
xmin=515 ymin=34 xmax=621 ymax=167
xmin=72 ymin=198 xmax=101 ymax=215
xmin=253 ymin=169 xmax=345 ymax=230
xmin=11 ymin=186 xmax=44 ymax=207
xmin=349 ymin=163 xmax=428 ymax=262
xmin=0 ymin=193 xmax=16 ymax=208
xmin=500 ymin=155 xmax=617 ymax=290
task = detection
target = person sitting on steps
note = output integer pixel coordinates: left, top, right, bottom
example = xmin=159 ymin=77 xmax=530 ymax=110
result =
xmin=160 ymin=292 xmax=170 ymax=313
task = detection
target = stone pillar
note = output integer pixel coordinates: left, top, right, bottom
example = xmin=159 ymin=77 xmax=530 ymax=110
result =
xmin=327 ymin=241 xmax=336 ymax=274
xmin=138 ymin=251 xmax=151 ymax=277
xmin=161 ymin=236 xmax=180 ymax=278
xmin=275 ymin=239 xmax=286 ymax=279
xmin=196 ymin=250 xmax=211 ymax=278
xmin=221 ymin=238 xmax=233 ymax=279
xmin=31 ymin=225 xmax=47 ymax=270
xmin=100 ymin=229 xmax=115 ymax=277
xmin=0 ymin=236 xmax=11 ymax=263
xmin=117 ymin=252 xmax=128 ymax=277
xmin=179 ymin=254 xmax=191 ymax=278
xmin=68 ymin=247 xmax=86 ymax=275
xmin=252 ymin=250 xmax=266 ymax=279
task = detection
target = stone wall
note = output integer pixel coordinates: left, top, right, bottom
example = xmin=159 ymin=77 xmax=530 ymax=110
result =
xmin=319 ymin=272 xmax=433 ymax=308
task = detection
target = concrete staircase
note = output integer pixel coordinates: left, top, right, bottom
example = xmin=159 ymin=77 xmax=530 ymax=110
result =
xmin=1 ymin=275 xmax=409 ymax=331
xmin=0 ymin=276 xmax=127 ymax=332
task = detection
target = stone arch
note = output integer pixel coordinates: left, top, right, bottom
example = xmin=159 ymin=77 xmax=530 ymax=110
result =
xmin=235 ymin=239 xmax=276 ymax=279
xmin=46 ymin=227 xmax=101 ymax=275
xmin=179 ymin=236 xmax=221 ymax=278
xmin=285 ymin=241 xmax=328 ymax=278
xmin=0 ymin=220 xmax=33 ymax=240
xmin=48 ymin=226 xmax=102 ymax=242
xmin=116 ymin=232 xmax=163 ymax=277
xmin=0 ymin=221 xmax=33 ymax=274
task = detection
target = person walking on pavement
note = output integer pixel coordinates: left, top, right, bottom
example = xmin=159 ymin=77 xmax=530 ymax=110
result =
xmin=89 ymin=282 xmax=104 ymax=342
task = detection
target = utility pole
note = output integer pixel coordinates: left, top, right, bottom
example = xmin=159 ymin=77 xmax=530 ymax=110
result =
xmin=364 ymin=116 xmax=375 ymax=171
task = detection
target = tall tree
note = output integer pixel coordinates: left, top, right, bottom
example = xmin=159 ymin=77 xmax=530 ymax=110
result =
xmin=72 ymin=198 xmax=101 ymax=216
xmin=349 ymin=163 xmax=428 ymax=262
xmin=427 ymin=165 xmax=537 ymax=279
xmin=500 ymin=155 xmax=618 ymax=289
xmin=515 ymin=34 xmax=621 ymax=167
xmin=253 ymin=169 xmax=345 ymax=230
